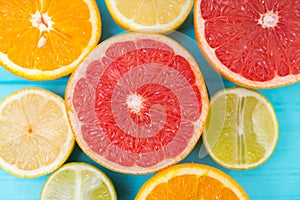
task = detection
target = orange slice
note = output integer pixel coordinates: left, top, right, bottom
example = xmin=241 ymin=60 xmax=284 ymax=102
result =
xmin=0 ymin=88 xmax=75 ymax=177
xmin=105 ymin=0 xmax=193 ymax=33
xmin=194 ymin=0 xmax=300 ymax=88
xmin=0 ymin=0 xmax=101 ymax=80
xmin=135 ymin=163 xmax=249 ymax=200
xmin=65 ymin=32 xmax=208 ymax=174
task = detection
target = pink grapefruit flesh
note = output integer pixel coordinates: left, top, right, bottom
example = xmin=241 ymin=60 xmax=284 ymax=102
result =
xmin=194 ymin=0 xmax=300 ymax=88
xmin=66 ymin=33 xmax=208 ymax=174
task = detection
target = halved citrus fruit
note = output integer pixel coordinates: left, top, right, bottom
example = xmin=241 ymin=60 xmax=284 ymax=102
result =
xmin=66 ymin=32 xmax=209 ymax=174
xmin=194 ymin=0 xmax=300 ymax=88
xmin=105 ymin=0 xmax=193 ymax=33
xmin=0 ymin=88 xmax=74 ymax=177
xmin=40 ymin=162 xmax=117 ymax=200
xmin=203 ymin=87 xmax=278 ymax=169
xmin=135 ymin=163 xmax=249 ymax=200
xmin=0 ymin=0 xmax=101 ymax=80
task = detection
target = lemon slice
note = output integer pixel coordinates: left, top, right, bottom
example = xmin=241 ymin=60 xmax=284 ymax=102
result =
xmin=40 ymin=162 xmax=117 ymax=200
xmin=105 ymin=0 xmax=193 ymax=33
xmin=0 ymin=88 xmax=74 ymax=177
xmin=203 ymin=87 xmax=279 ymax=169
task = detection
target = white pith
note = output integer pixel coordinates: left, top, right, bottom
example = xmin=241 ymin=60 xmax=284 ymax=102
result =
xmin=126 ymin=93 xmax=144 ymax=113
xmin=258 ymin=10 xmax=279 ymax=28
xmin=31 ymin=11 xmax=54 ymax=32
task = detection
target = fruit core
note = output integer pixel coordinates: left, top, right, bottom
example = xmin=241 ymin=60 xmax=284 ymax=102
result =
xmin=27 ymin=126 xmax=33 ymax=134
xmin=31 ymin=11 xmax=53 ymax=48
xmin=258 ymin=11 xmax=279 ymax=28
xmin=31 ymin=11 xmax=53 ymax=32
xmin=126 ymin=93 xmax=144 ymax=113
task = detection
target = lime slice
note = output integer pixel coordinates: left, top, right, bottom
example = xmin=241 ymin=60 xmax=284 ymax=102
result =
xmin=40 ymin=162 xmax=117 ymax=200
xmin=203 ymin=87 xmax=279 ymax=169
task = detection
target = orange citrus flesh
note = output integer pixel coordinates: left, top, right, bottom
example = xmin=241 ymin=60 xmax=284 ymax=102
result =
xmin=0 ymin=0 xmax=101 ymax=80
xmin=147 ymin=175 xmax=240 ymax=199
xmin=135 ymin=163 xmax=249 ymax=200
xmin=194 ymin=0 xmax=300 ymax=88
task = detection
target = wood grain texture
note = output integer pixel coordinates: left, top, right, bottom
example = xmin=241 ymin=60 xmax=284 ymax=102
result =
xmin=0 ymin=0 xmax=300 ymax=199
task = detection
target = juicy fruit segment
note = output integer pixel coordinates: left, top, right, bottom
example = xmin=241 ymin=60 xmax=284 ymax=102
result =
xmin=194 ymin=0 xmax=300 ymax=88
xmin=0 ymin=0 xmax=101 ymax=80
xmin=40 ymin=162 xmax=117 ymax=200
xmin=66 ymin=33 xmax=208 ymax=174
xmin=204 ymin=87 xmax=278 ymax=169
xmin=0 ymin=88 xmax=74 ymax=177
xmin=105 ymin=0 xmax=193 ymax=32
xmin=147 ymin=175 xmax=239 ymax=199
xmin=135 ymin=163 xmax=249 ymax=200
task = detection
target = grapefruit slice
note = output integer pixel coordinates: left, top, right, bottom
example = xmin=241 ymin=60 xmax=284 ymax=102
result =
xmin=135 ymin=163 xmax=249 ymax=200
xmin=194 ymin=0 xmax=300 ymax=88
xmin=66 ymin=32 xmax=208 ymax=174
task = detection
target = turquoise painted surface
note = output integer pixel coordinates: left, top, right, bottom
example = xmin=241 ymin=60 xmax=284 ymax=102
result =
xmin=0 ymin=1 xmax=300 ymax=199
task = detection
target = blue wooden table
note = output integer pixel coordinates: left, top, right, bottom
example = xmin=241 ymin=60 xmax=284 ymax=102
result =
xmin=0 ymin=1 xmax=300 ymax=199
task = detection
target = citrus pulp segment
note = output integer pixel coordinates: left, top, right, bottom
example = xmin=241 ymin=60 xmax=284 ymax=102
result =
xmin=203 ymin=87 xmax=278 ymax=169
xmin=105 ymin=0 xmax=193 ymax=33
xmin=0 ymin=88 xmax=74 ymax=178
xmin=40 ymin=162 xmax=117 ymax=200
xmin=194 ymin=0 xmax=300 ymax=88
xmin=0 ymin=0 xmax=101 ymax=80
xmin=66 ymin=32 xmax=209 ymax=174
xmin=135 ymin=163 xmax=249 ymax=200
